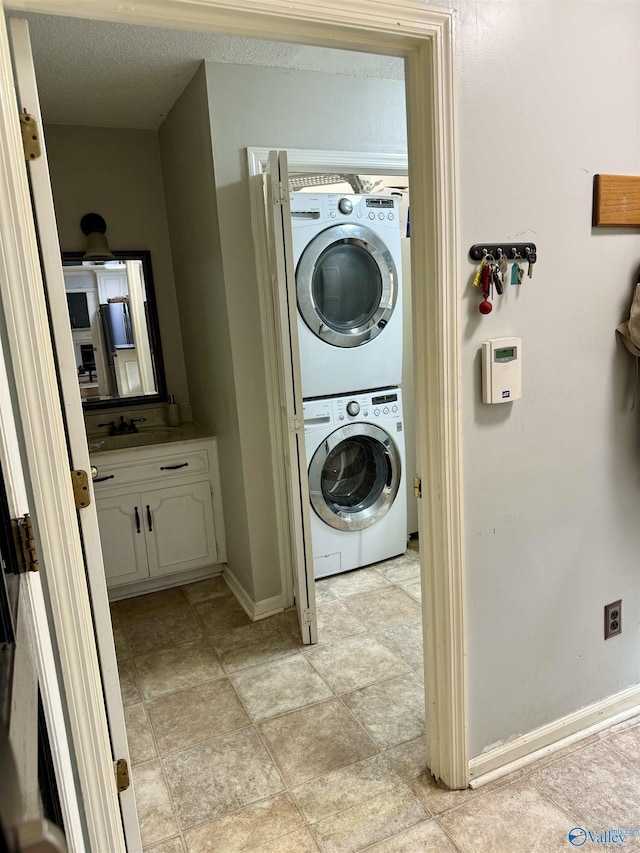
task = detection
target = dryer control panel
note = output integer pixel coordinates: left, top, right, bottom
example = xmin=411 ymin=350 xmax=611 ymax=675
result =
xmin=290 ymin=192 xmax=399 ymax=227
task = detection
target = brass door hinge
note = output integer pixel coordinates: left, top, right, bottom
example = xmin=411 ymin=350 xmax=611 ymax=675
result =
xmin=20 ymin=110 xmax=41 ymax=161
xmin=12 ymin=513 xmax=39 ymax=572
xmin=413 ymin=476 xmax=422 ymax=499
xmin=71 ymin=469 xmax=91 ymax=509
xmin=114 ymin=758 xmax=130 ymax=793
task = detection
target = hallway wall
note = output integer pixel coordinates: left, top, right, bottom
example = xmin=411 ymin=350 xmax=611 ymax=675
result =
xmin=450 ymin=0 xmax=640 ymax=757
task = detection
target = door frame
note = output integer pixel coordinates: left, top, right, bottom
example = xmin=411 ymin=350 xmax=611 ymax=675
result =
xmin=1 ymin=0 xmax=466 ymax=802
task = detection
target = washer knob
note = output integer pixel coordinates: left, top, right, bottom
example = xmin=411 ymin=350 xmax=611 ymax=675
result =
xmin=338 ymin=198 xmax=353 ymax=215
xmin=346 ymin=401 xmax=360 ymax=416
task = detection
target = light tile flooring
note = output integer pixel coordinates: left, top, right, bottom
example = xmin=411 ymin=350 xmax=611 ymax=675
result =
xmin=113 ymin=543 xmax=640 ymax=852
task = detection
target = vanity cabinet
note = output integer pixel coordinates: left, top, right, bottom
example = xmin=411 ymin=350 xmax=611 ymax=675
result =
xmin=91 ymin=436 xmax=224 ymax=594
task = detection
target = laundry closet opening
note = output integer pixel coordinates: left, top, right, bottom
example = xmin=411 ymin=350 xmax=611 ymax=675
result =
xmin=248 ymin=160 xmax=421 ymax=614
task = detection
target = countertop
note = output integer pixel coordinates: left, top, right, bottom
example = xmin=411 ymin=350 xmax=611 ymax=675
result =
xmin=88 ymin=421 xmax=213 ymax=454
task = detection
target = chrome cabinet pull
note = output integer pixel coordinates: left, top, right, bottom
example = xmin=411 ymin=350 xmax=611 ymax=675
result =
xmin=94 ymin=474 xmax=115 ymax=483
xmin=134 ymin=506 xmax=141 ymax=534
xmin=160 ymin=463 xmax=189 ymax=471
xmin=146 ymin=505 xmax=153 ymax=532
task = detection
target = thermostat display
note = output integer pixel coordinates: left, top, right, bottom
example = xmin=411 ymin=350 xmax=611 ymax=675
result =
xmin=482 ymin=337 xmax=522 ymax=404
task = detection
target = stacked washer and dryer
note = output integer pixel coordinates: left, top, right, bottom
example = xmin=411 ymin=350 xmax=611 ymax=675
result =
xmin=292 ymin=191 xmax=408 ymax=580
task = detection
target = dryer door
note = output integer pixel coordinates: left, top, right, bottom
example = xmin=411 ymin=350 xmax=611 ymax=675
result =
xmin=296 ymin=224 xmax=398 ymax=348
xmin=309 ymin=423 xmax=401 ymax=530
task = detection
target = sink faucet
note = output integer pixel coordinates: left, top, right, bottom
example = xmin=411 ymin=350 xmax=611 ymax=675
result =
xmin=97 ymin=420 xmax=117 ymax=436
xmin=97 ymin=416 xmax=147 ymax=436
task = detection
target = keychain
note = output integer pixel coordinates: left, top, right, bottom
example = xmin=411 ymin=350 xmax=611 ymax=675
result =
xmin=511 ymin=251 xmax=523 ymax=285
xmin=479 ymin=263 xmax=492 ymax=314
xmin=472 ymin=257 xmax=485 ymax=288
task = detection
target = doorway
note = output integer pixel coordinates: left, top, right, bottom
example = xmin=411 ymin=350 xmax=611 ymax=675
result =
xmin=0 ymin=3 xmax=466 ymax=844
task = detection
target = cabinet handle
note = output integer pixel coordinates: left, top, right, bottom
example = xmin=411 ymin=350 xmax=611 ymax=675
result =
xmin=94 ymin=474 xmax=115 ymax=483
xmin=160 ymin=463 xmax=189 ymax=471
xmin=134 ymin=506 xmax=141 ymax=534
xmin=146 ymin=505 xmax=153 ymax=532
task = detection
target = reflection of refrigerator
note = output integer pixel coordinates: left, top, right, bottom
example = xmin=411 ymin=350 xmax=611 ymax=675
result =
xmin=99 ymin=302 xmax=134 ymax=396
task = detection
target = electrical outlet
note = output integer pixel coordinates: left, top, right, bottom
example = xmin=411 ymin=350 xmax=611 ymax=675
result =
xmin=604 ymin=600 xmax=622 ymax=640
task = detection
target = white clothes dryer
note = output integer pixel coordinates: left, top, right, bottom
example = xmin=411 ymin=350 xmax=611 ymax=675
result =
xmin=303 ymin=388 xmax=407 ymax=579
xmin=291 ymin=192 xmax=403 ymax=398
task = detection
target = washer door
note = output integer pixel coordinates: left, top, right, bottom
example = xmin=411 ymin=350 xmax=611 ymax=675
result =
xmin=296 ymin=224 xmax=397 ymax=348
xmin=309 ymin=423 xmax=401 ymax=531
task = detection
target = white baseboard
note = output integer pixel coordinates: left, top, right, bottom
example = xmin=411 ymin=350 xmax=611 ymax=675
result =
xmin=469 ymin=683 xmax=640 ymax=788
xmin=222 ymin=564 xmax=284 ymax=621
xmin=108 ymin=564 xmax=222 ymax=601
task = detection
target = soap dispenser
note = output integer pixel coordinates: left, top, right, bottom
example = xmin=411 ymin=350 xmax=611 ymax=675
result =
xmin=167 ymin=394 xmax=181 ymax=427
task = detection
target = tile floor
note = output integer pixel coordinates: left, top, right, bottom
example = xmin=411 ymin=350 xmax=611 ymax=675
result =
xmin=113 ymin=543 xmax=640 ymax=852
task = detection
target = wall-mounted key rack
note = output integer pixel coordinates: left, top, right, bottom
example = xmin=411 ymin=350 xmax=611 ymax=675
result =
xmin=469 ymin=243 xmax=537 ymax=262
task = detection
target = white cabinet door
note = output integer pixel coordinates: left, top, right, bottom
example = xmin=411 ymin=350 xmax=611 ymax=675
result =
xmin=96 ymin=495 xmax=149 ymax=586
xmin=143 ymin=481 xmax=217 ymax=578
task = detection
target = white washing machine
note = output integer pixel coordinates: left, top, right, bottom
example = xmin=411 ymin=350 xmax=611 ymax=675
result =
xmin=303 ymin=388 xmax=407 ymax=579
xmin=291 ymin=192 xmax=403 ymax=398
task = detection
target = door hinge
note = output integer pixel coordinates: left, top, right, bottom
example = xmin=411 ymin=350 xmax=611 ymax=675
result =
xmin=71 ymin=469 xmax=91 ymax=509
xmin=413 ymin=476 xmax=422 ymax=499
xmin=289 ymin=416 xmax=301 ymax=433
xmin=114 ymin=758 xmax=130 ymax=793
xmin=12 ymin=514 xmax=39 ymax=573
xmin=20 ymin=110 xmax=41 ymax=161
xmin=302 ymin=608 xmax=315 ymax=625
xmin=273 ymin=180 xmax=287 ymax=205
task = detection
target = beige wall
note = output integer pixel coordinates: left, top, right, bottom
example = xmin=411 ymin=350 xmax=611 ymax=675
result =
xmin=158 ymin=66 xmax=253 ymax=596
xmin=45 ymin=124 xmax=189 ymax=408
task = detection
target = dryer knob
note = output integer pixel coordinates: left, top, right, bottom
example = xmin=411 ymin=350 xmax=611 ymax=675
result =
xmin=346 ymin=401 xmax=360 ymax=416
xmin=338 ymin=198 xmax=353 ymax=215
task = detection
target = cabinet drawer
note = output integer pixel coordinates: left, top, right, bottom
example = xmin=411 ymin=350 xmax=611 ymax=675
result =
xmin=93 ymin=447 xmax=210 ymax=492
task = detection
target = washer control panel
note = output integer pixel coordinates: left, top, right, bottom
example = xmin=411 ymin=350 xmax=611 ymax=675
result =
xmin=303 ymin=388 xmax=402 ymax=431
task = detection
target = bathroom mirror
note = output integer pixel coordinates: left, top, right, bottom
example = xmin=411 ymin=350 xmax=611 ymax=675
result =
xmin=62 ymin=250 xmax=167 ymax=410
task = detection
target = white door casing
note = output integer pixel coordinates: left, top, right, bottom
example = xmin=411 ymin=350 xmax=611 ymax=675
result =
xmin=5 ymin=14 xmax=138 ymax=851
xmin=0 ymin=296 xmax=86 ymax=850
xmin=265 ymin=150 xmax=318 ymax=644
xmin=1 ymin=0 xmax=465 ymax=792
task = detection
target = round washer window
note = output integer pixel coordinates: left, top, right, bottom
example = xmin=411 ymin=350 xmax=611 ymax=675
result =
xmin=309 ymin=423 xmax=401 ymax=532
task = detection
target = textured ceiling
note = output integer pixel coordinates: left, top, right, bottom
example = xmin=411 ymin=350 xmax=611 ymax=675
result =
xmin=11 ymin=13 xmax=404 ymax=130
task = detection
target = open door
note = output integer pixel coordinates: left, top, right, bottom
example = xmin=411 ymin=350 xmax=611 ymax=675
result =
xmin=264 ymin=150 xmax=318 ymax=644
xmin=8 ymin=18 xmax=141 ymax=852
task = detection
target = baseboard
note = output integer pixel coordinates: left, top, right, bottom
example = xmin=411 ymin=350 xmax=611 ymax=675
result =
xmin=254 ymin=593 xmax=285 ymax=620
xmin=108 ymin=564 xmax=222 ymax=601
xmin=222 ymin=564 xmax=284 ymax=621
xmin=469 ymin=683 xmax=640 ymax=787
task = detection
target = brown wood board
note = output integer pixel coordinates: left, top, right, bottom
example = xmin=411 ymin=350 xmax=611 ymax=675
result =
xmin=593 ymin=174 xmax=640 ymax=226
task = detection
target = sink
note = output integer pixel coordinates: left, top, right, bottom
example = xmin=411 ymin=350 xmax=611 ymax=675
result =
xmin=89 ymin=427 xmax=184 ymax=451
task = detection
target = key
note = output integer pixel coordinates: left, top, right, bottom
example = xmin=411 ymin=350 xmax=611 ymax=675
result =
xmin=511 ymin=261 xmax=521 ymax=286
xmin=526 ymin=250 xmax=536 ymax=278
xmin=492 ymin=264 xmax=503 ymax=295
xmin=498 ymin=253 xmax=508 ymax=286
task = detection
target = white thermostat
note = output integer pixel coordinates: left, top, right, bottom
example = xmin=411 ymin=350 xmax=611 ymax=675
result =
xmin=482 ymin=337 xmax=522 ymax=404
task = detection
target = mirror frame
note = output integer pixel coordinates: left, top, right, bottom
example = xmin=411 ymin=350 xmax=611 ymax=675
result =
xmin=62 ymin=250 xmax=167 ymax=411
